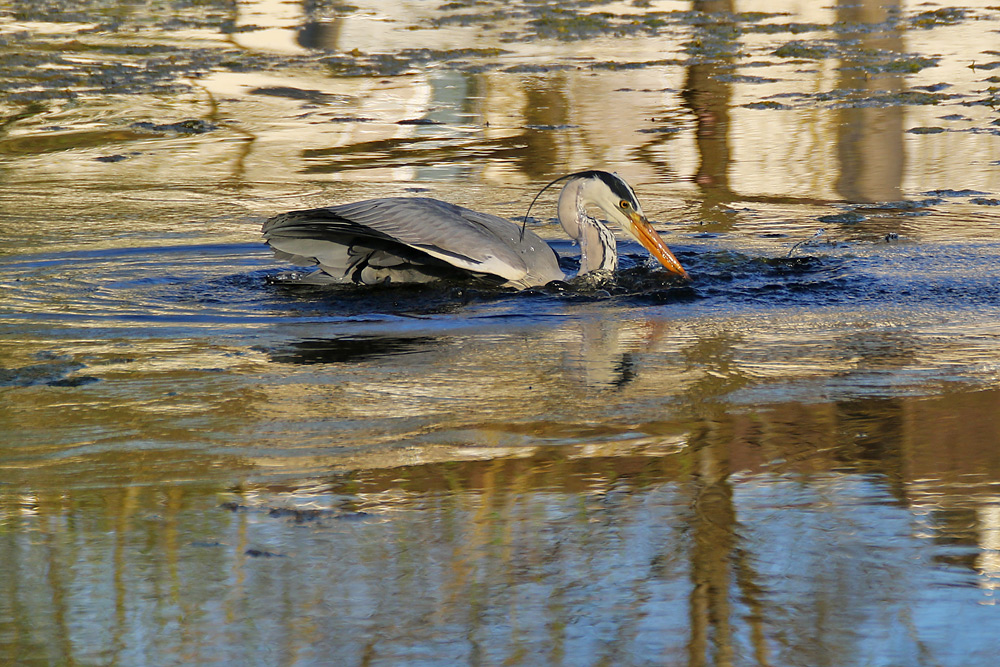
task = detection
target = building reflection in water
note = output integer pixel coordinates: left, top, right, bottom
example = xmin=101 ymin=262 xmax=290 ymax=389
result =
xmin=682 ymin=0 xmax=737 ymax=224
xmin=3 ymin=301 xmax=1000 ymax=663
xmin=834 ymin=0 xmax=905 ymax=203
xmin=219 ymin=0 xmax=925 ymax=213
xmin=3 ymin=387 xmax=1000 ymax=664
xmin=680 ymin=0 xmax=908 ymax=220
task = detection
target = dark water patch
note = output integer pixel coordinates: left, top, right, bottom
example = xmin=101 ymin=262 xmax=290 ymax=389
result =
xmin=249 ymin=86 xmax=350 ymax=104
xmin=400 ymin=47 xmax=510 ymax=61
xmin=189 ymin=541 xmax=227 ymax=549
xmin=264 ymin=277 xmax=512 ymax=317
xmin=818 ymin=211 xmax=866 ymax=224
xmin=130 ymin=119 xmax=218 ymax=135
xmin=914 ymin=83 xmax=953 ymax=93
xmin=322 ymin=53 xmax=410 ymax=76
xmin=713 ymin=73 xmax=779 ymax=84
xmin=221 ymin=23 xmax=270 ymax=35
xmin=605 ymin=268 xmax=699 ymax=305
xmin=961 ymin=93 xmax=1000 ymax=108
xmin=744 ymin=22 xmax=826 ymax=36
xmin=221 ymin=501 xmax=370 ymax=524
xmin=971 ymin=198 xmax=1000 ymax=206
xmin=322 ymin=116 xmax=375 ymax=123
xmin=430 ymin=9 xmax=513 ymax=29
xmin=743 ymin=100 xmax=793 ymax=110
xmin=0 ymin=359 xmax=87 ymax=387
xmin=910 ymin=7 xmax=970 ymax=28
xmin=636 ymin=125 xmax=684 ymax=134
xmin=832 ymin=90 xmax=950 ymax=108
xmin=244 ymin=548 xmax=286 ymax=558
xmin=852 ymin=198 xmax=943 ymax=213
xmin=589 ymin=59 xmax=684 ymax=71
xmin=528 ymin=10 xmax=641 ymax=41
xmin=908 ymin=126 xmax=946 ymax=134
xmin=954 ymin=127 xmax=1000 ymax=138
xmin=266 ymin=336 xmax=441 ymax=365
xmin=673 ymin=243 xmax=1000 ymax=314
xmin=764 ymin=87 xmax=955 ymax=110
xmin=543 ymin=261 xmax=698 ymax=306
xmin=503 ymin=64 xmax=574 ymax=74
xmin=0 ymin=100 xmax=47 ymax=132
xmin=772 ymin=33 xmax=942 ymax=79
xmin=773 ymin=40 xmax=840 ymax=60
xmin=397 ymin=118 xmax=443 ymax=126
xmin=921 ymin=189 xmax=989 ymax=198
xmin=0 ymin=47 xmax=223 ymax=102
xmin=321 ymin=48 xmax=508 ymax=77
xmin=524 ymin=123 xmax=577 ymax=131
xmin=274 ymin=507 xmax=360 ymax=522
xmin=47 ymin=375 xmax=101 ymax=387
xmin=428 ymin=6 xmax=824 ymax=44
xmin=843 ymin=55 xmax=939 ymax=75
xmin=675 ymin=249 xmax=849 ymax=302
xmin=94 ymin=153 xmax=137 ymax=163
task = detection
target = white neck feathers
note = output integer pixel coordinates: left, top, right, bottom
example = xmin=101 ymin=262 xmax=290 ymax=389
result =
xmin=557 ymin=178 xmax=618 ymax=276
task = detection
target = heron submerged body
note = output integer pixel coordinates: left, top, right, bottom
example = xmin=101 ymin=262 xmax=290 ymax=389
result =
xmin=262 ymin=170 xmax=688 ymax=288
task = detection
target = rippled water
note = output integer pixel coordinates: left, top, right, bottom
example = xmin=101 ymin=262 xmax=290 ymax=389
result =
xmin=3 ymin=1 xmax=1000 ymax=665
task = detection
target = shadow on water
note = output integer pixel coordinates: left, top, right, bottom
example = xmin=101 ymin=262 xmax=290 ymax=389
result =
xmin=266 ymin=335 xmax=442 ymax=364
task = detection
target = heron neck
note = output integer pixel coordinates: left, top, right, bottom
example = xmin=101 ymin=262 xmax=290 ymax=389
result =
xmin=558 ymin=180 xmax=618 ymax=275
xmin=578 ymin=216 xmax=617 ymax=274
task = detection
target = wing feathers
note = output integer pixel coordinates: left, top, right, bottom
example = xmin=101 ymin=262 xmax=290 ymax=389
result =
xmin=263 ymin=197 xmax=561 ymax=285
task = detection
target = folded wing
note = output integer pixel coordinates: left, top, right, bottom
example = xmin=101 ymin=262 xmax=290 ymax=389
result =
xmin=262 ymin=197 xmax=563 ymax=287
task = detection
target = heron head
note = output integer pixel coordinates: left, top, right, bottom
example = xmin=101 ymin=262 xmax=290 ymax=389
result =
xmin=566 ymin=171 xmax=689 ymax=280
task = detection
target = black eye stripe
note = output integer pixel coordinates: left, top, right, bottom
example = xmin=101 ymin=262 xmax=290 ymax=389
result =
xmin=590 ymin=172 xmax=637 ymax=207
xmin=561 ymin=170 xmax=641 ymax=209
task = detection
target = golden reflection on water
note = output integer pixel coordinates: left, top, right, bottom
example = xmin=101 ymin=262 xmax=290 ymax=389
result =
xmin=834 ymin=1 xmax=904 ymax=204
xmin=3 ymin=389 xmax=1000 ymax=664
xmin=2 ymin=0 xmax=999 ymax=207
xmin=3 ymin=0 xmax=1000 ymax=663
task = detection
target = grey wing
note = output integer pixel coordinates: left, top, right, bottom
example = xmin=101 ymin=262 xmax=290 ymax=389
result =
xmin=262 ymin=197 xmax=561 ymax=285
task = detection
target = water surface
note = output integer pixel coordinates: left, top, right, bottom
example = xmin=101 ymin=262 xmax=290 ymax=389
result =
xmin=3 ymin=1 xmax=1000 ymax=665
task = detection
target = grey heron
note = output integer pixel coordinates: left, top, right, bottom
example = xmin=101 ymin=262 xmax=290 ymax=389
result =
xmin=262 ymin=170 xmax=689 ymax=288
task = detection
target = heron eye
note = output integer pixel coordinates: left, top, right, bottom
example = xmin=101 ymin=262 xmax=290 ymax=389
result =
xmin=620 ymin=200 xmax=631 ymax=209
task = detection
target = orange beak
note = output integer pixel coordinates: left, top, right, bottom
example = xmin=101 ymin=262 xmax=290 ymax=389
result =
xmin=627 ymin=212 xmax=689 ymax=280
